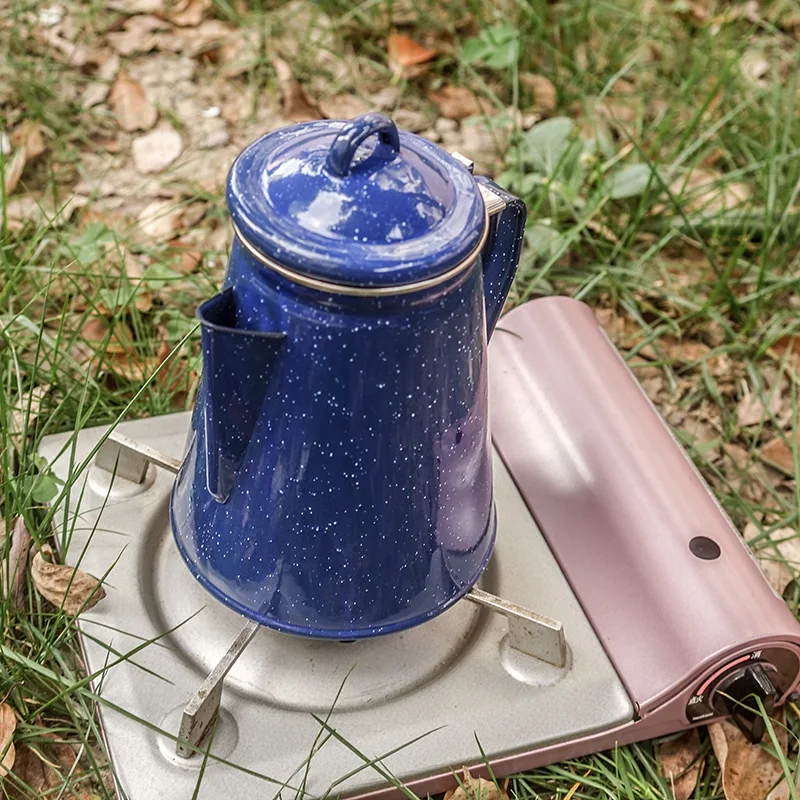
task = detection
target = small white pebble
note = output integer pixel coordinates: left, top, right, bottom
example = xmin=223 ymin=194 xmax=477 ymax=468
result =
xmin=201 ymin=106 xmax=221 ymax=119
xmin=38 ymin=4 xmax=64 ymax=26
xmin=202 ymin=128 xmax=230 ymax=149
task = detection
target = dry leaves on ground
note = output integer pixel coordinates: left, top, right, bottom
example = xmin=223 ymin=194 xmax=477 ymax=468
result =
xmin=31 ymin=545 xmax=106 ymax=616
xmin=109 ymin=70 xmax=158 ymax=132
xmin=520 ymin=73 xmax=558 ymax=115
xmin=0 ymin=703 xmax=17 ymax=777
xmin=10 ymin=384 xmax=50 ymax=437
xmin=132 ymin=122 xmax=183 ymax=173
xmin=709 ymin=712 xmax=796 ymax=800
xmin=8 ymin=745 xmax=53 ymax=796
xmin=737 ymin=383 xmax=784 ymax=428
xmin=769 ymin=336 xmax=800 ymax=361
xmin=1 ymin=518 xmax=32 ymax=610
xmin=760 ymin=431 xmax=798 ymax=474
xmin=749 ymin=523 xmax=800 ymax=595
xmin=11 ymin=121 xmax=46 ymax=160
xmin=3 ymin=147 xmax=28 ymax=196
xmin=273 ymin=58 xmax=320 ymax=123
xmin=443 ymin=767 xmax=508 ymax=800
xmin=7 ymin=735 xmax=89 ymax=799
xmin=429 ymin=85 xmax=487 ymax=121
xmin=386 ymin=32 xmax=436 ymax=78
xmin=658 ymin=728 xmax=704 ymax=800
xmin=672 ymin=168 xmax=751 ymax=214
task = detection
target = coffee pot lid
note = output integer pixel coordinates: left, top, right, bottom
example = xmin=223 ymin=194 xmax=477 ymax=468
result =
xmin=226 ymin=114 xmax=486 ymax=290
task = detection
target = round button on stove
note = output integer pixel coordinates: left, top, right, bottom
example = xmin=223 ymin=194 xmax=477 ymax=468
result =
xmin=689 ymin=536 xmax=721 ymax=560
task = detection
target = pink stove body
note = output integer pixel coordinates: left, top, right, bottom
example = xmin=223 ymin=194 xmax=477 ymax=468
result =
xmin=40 ymin=297 xmax=800 ymax=800
xmin=361 ymin=296 xmax=800 ymax=799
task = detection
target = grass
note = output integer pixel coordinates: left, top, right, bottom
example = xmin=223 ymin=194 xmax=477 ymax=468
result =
xmin=2 ymin=0 xmax=800 ymax=796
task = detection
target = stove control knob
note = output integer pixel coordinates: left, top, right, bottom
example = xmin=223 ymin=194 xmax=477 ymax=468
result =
xmin=712 ymin=664 xmax=777 ymax=744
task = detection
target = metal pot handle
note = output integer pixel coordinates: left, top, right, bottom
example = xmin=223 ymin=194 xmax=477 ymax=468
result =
xmin=325 ymin=113 xmax=401 ymax=177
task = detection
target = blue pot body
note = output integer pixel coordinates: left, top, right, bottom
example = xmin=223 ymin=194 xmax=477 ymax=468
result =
xmin=170 ymin=115 xmax=526 ymax=638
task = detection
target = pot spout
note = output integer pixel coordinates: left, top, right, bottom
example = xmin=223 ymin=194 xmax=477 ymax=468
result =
xmin=197 ymin=288 xmax=286 ymax=502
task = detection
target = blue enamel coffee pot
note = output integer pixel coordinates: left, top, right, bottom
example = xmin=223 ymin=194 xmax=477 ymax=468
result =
xmin=170 ymin=113 xmax=526 ymax=638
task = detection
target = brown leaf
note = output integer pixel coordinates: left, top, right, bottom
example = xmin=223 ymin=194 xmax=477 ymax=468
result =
xmin=11 ymin=385 xmax=50 ymax=437
xmin=110 ymin=71 xmax=157 ymax=132
xmin=318 ymin=93 xmax=372 ymax=120
xmin=387 ymin=32 xmax=437 ymax=67
xmin=760 ymin=432 xmax=798 ymax=474
xmin=2 ymin=519 xmax=32 ymax=610
xmin=672 ymin=169 xmax=751 ymax=214
xmin=109 ymin=352 xmax=161 ymax=382
xmin=659 ymin=339 xmax=711 ymax=363
xmin=159 ymin=18 xmax=234 ymax=58
xmin=751 ymin=524 xmax=800 ymax=595
xmin=168 ymin=0 xmax=210 ymax=26
xmin=31 ymin=546 xmax=106 ymax=616
xmin=11 ymin=121 xmax=46 ymax=160
xmin=80 ymin=317 xmax=135 ymax=354
xmin=658 ymin=729 xmax=703 ymax=800
xmin=737 ymin=384 xmax=782 ymax=428
xmin=132 ymin=123 xmax=183 ymax=173
xmin=709 ymin=712 xmax=796 ymax=800
xmin=37 ymin=28 xmax=89 ymax=66
xmin=0 ymin=703 xmax=17 ymax=778
xmin=8 ymin=745 xmax=55 ymax=796
xmin=106 ymin=14 xmax=166 ymax=55
xmin=769 ymin=336 xmax=800 ymax=361
xmin=429 ymin=85 xmax=484 ymax=121
xmin=273 ymin=58 xmax=320 ymax=122
xmin=387 ymin=32 xmax=436 ymax=77
xmin=443 ymin=767 xmax=508 ymax=800
xmin=3 ymin=148 xmax=27 ymax=196
xmin=520 ymin=74 xmax=557 ymax=115
xmin=137 ymin=199 xmax=185 ymax=241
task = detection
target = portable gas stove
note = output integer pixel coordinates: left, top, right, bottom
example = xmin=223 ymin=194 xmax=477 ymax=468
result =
xmin=40 ymin=297 xmax=800 ymax=800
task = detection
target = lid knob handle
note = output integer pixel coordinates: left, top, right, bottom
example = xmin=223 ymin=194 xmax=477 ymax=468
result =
xmin=325 ymin=113 xmax=401 ymax=178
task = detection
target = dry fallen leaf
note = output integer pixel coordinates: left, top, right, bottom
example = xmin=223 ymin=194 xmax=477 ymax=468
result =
xmin=3 ymin=147 xmax=27 ymax=196
xmin=31 ymin=545 xmax=106 ymax=616
xmin=11 ymin=384 xmax=50 ymax=437
xmin=386 ymin=32 xmax=436 ymax=78
xmin=737 ymin=384 xmax=782 ymax=428
xmin=769 ymin=336 xmax=800 ymax=361
xmin=106 ymin=14 xmax=166 ymax=55
xmin=709 ymin=711 xmax=796 ymax=800
xmin=429 ymin=85 xmax=485 ymax=121
xmin=318 ymin=93 xmax=373 ymax=120
xmin=37 ymin=28 xmax=90 ymax=66
xmin=273 ymin=58 xmax=320 ymax=122
xmin=520 ymin=73 xmax=558 ymax=115
xmin=750 ymin=524 xmax=800 ymax=595
xmin=2 ymin=518 xmax=32 ymax=610
xmin=760 ymin=433 xmax=798 ymax=473
xmin=132 ymin=123 xmax=183 ymax=173
xmin=110 ymin=70 xmax=158 ymax=132
xmin=137 ymin=199 xmax=186 ymax=241
xmin=167 ymin=240 xmax=203 ymax=274
xmin=11 ymin=120 xmax=46 ymax=160
xmin=443 ymin=767 xmax=508 ymax=800
xmin=658 ymin=729 xmax=703 ymax=800
xmin=169 ymin=0 xmax=210 ymax=26
xmin=672 ymin=169 xmax=751 ymax=214
xmin=8 ymin=745 xmax=55 ymax=796
xmin=80 ymin=317 xmax=135 ymax=354
xmin=0 ymin=703 xmax=17 ymax=778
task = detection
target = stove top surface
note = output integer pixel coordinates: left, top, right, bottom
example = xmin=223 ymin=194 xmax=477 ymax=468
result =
xmin=40 ymin=412 xmax=632 ymax=799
